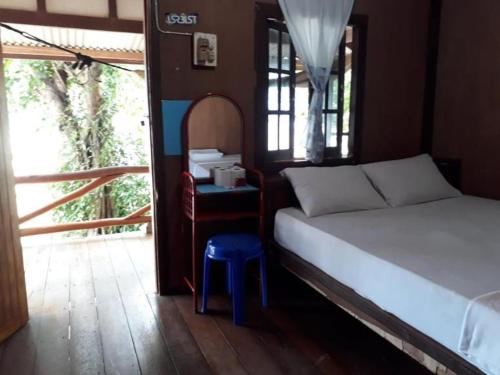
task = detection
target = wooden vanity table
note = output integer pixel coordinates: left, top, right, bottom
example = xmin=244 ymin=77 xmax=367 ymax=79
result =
xmin=180 ymin=94 xmax=264 ymax=312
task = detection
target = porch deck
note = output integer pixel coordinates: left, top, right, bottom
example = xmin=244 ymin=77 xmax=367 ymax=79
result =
xmin=0 ymin=233 xmax=429 ymax=375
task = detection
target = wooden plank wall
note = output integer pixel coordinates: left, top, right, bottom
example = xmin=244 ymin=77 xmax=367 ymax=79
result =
xmin=187 ymin=97 xmax=242 ymax=155
xmin=0 ymin=37 xmax=29 ymax=344
xmin=145 ymin=0 xmax=432 ymax=292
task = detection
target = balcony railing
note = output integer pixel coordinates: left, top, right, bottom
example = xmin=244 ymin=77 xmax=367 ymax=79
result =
xmin=15 ymin=166 xmax=151 ymax=237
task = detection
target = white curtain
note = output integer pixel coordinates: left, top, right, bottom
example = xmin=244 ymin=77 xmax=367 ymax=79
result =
xmin=277 ymin=0 xmax=354 ymax=163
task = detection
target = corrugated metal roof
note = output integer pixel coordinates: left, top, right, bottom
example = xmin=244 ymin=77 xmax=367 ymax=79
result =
xmin=0 ymin=23 xmax=144 ymax=53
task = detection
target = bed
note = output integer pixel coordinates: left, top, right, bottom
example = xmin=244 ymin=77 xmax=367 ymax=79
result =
xmin=267 ymin=158 xmax=496 ymax=375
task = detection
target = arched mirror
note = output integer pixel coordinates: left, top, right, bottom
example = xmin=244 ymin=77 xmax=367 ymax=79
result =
xmin=183 ymin=94 xmax=243 ymax=179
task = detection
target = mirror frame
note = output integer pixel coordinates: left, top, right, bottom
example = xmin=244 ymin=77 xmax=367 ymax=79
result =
xmin=182 ymin=93 xmax=245 ymax=175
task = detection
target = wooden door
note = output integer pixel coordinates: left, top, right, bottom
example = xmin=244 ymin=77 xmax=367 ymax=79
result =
xmin=0 ymin=34 xmax=29 ymax=344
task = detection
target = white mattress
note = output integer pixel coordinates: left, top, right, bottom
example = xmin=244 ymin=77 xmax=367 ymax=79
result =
xmin=274 ymin=196 xmax=500 ymax=365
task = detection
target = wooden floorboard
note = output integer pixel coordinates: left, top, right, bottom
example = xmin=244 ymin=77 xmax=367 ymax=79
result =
xmin=34 ymin=240 xmax=71 ymax=375
xmin=0 ymin=238 xmax=53 ymax=375
xmin=174 ymin=295 xmax=248 ymax=375
xmin=0 ymin=317 xmax=38 ymax=375
xmin=236 ymin=300 xmax=319 ymax=375
xmin=250 ymin=302 xmax=344 ymax=374
xmin=25 ymin=242 xmax=51 ymax=315
xmin=105 ymin=237 xmax=177 ymax=375
xmin=267 ymin=271 xmax=432 ymax=375
xmin=124 ymin=237 xmax=157 ymax=295
xmin=34 ymin=312 xmax=71 ymax=375
xmin=69 ymin=241 xmax=104 ymax=375
xmin=208 ymin=296 xmax=294 ymax=374
xmin=266 ymin=303 xmax=385 ymax=374
xmin=88 ymin=238 xmax=141 ymax=375
xmin=0 ymin=233 xmax=431 ymax=375
xmin=147 ymin=294 xmax=211 ymax=375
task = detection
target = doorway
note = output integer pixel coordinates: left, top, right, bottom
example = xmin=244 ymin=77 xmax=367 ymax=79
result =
xmin=0 ymin=24 xmax=160 ymax=372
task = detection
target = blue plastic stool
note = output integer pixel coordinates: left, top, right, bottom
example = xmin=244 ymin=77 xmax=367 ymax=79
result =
xmin=201 ymin=233 xmax=268 ymax=325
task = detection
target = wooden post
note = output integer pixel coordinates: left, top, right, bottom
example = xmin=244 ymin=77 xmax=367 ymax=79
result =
xmin=0 ymin=30 xmax=29 ymax=344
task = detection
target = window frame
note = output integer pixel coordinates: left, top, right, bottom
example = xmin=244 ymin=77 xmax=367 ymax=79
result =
xmin=266 ymin=20 xmax=296 ymax=160
xmin=254 ymin=4 xmax=368 ymax=172
xmin=322 ymin=37 xmax=347 ymax=160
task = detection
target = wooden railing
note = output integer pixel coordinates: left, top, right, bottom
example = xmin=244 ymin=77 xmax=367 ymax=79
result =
xmin=15 ymin=166 xmax=151 ymax=237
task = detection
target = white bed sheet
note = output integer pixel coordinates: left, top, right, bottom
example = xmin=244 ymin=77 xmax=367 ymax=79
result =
xmin=274 ymin=196 xmax=500 ymax=369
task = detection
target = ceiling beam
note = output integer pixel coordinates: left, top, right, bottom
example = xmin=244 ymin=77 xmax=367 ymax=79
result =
xmin=1 ymin=44 xmax=144 ymax=65
xmin=108 ymin=0 xmax=118 ymax=19
xmin=0 ymin=9 xmax=143 ymax=33
xmin=37 ymin=0 xmax=47 ymax=13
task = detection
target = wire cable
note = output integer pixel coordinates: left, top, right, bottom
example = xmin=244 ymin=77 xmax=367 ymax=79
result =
xmin=0 ymin=22 xmax=134 ymax=72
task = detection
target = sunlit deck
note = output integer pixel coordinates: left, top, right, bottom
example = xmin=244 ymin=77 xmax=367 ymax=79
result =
xmin=3 ymin=232 xmax=158 ymax=374
xmin=22 ymin=232 xmax=156 ymax=314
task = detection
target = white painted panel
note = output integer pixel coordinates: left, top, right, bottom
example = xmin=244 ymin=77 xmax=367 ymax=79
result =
xmin=46 ymin=0 xmax=108 ymax=17
xmin=0 ymin=0 xmax=37 ymax=11
xmin=117 ymin=0 xmax=144 ymax=21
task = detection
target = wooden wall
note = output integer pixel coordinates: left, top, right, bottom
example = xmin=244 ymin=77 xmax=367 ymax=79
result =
xmin=188 ymin=97 xmax=242 ymax=155
xmin=146 ymin=0 xmax=256 ymax=292
xmin=433 ymin=0 xmax=500 ymax=199
xmin=145 ymin=0 xmax=431 ymax=291
xmin=353 ymin=0 xmax=429 ymax=162
xmin=0 ymin=46 xmax=29 ymax=343
xmin=255 ymin=0 xmax=430 ymax=163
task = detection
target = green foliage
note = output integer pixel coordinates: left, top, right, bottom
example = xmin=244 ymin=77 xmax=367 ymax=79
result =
xmin=5 ymin=59 xmax=150 ymax=236
xmin=5 ymin=59 xmax=55 ymax=109
xmin=52 ymin=180 xmax=99 ymax=223
xmin=110 ymin=175 xmax=150 ymax=220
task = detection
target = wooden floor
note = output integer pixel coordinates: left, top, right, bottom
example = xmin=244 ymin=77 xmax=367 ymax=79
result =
xmin=0 ymin=233 xmax=430 ymax=375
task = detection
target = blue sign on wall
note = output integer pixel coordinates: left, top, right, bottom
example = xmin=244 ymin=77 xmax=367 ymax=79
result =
xmin=165 ymin=13 xmax=198 ymax=25
xmin=162 ymin=100 xmax=192 ymax=156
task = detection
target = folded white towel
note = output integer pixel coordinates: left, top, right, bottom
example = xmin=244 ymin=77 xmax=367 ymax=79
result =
xmin=190 ymin=148 xmax=219 ymax=154
xmin=189 ymin=149 xmax=223 ymax=161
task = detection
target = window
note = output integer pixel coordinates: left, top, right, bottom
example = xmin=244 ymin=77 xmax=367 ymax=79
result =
xmin=266 ymin=23 xmax=293 ymax=155
xmin=262 ymin=20 xmax=362 ymax=164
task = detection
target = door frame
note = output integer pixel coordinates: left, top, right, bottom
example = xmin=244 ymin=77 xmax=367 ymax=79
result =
xmin=0 ymin=31 xmax=29 ymax=344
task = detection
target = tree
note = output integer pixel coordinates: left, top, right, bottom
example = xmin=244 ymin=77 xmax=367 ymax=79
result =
xmin=5 ymin=59 xmax=150 ymax=235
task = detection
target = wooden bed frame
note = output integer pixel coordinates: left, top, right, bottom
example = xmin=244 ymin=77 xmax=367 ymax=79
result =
xmin=265 ymin=159 xmax=484 ymax=375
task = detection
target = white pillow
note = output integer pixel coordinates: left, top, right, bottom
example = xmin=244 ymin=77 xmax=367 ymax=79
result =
xmin=281 ymin=166 xmax=388 ymax=217
xmin=361 ymin=154 xmax=461 ymax=207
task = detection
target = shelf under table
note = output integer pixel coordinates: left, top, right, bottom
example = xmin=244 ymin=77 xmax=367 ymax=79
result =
xmin=196 ymin=184 xmax=259 ymax=195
